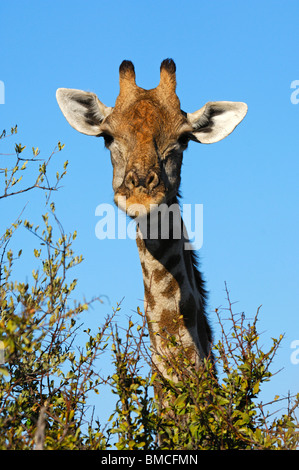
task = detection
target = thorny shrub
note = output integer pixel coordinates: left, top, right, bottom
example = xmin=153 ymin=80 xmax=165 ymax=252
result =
xmin=0 ymin=127 xmax=298 ymax=450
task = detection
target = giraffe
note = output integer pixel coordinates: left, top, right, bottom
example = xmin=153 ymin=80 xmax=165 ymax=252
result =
xmin=56 ymin=59 xmax=247 ymax=380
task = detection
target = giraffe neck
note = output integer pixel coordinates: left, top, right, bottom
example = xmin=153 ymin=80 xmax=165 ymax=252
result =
xmin=135 ymin=200 xmax=212 ymax=375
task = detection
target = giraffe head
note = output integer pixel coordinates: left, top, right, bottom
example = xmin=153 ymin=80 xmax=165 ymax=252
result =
xmin=56 ymin=59 xmax=247 ymax=217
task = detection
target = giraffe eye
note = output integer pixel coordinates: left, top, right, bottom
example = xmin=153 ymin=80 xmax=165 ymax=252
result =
xmin=177 ymin=133 xmax=190 ymax=147
xmin=101 ymin=133 xmax=114 ymax=147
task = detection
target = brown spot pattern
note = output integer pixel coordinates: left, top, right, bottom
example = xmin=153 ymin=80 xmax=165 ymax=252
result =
xmin=160 ymin=308 xmax=182 ymax=336
xmin=136 ymin=234 xmax=146 ymax=253
xmin=161 ymin=272 xmax=184 ymax=298
xmin=152 ymin=267 xmax=166 ymax=284
xmin=140 ymin=261 xmax=149 ymax=278
xmin=144 ymin=282 xmax=156 ymax=310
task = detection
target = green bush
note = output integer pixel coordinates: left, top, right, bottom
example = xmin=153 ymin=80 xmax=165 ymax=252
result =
xmin=0 ymin=128 xmax=298 ymax=450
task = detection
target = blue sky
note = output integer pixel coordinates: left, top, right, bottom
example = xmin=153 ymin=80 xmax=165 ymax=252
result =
xmin=1 ymin=0 xmax=299 ymax=428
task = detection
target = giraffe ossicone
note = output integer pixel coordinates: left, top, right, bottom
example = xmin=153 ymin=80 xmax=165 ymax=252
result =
xmin=56 ymin=59 xmax=247 ymax=377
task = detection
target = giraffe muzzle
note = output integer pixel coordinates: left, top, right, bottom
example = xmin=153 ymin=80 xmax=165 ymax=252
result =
xmin=115 ymin=168 xmax=166 ymax=216
xmin=125 ymin=169 xmax=160 ymax=192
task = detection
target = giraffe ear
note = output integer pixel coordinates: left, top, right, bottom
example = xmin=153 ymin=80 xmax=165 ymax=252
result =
xmin=56 ymin=88 xmax=113 ymax=136
xmin=187 ymin=101 xmax=247 ymax=144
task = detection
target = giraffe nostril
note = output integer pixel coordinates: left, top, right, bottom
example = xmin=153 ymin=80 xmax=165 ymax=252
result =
xmin=125 ymin=169 xmax=159 ymax=191
xmin=146 ymin=171 xmax=159 ymax=191
xmin=125 ymin=170 xmax=139 ymax=190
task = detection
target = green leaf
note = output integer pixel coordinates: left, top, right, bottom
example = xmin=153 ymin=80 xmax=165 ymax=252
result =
xmin=253 ymin=381 xmax=260 ymax=395
xmin=15 ymin=143 xmax=26 ymax=154
xmin=174 ymin=393 xmax=188 ymax=408
xmin=0 ymin=367 xmax=9 ymax=377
